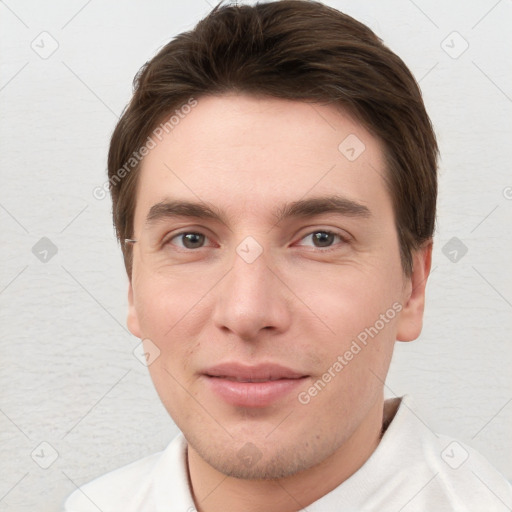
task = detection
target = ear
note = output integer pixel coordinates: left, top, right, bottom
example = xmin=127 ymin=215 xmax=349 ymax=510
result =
xmin=127 ymin=278 xmax=142 ymax=338
xmin=396 ymin=240 xmax=433 ymax=342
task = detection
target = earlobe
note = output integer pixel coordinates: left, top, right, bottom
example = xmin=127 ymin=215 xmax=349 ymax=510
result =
xmin=127 ymin=279 xmax=142 ymax=338
xmin=396 ymin=241 xmax=433 ymax=342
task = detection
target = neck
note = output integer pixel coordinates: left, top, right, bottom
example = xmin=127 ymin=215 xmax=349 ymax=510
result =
xmin=187 ymin=395 xmax=389 ymax=512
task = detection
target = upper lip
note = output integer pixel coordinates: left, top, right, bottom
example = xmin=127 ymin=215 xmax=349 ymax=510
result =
xmin=203 ymin=362 xmax=307 ymax=382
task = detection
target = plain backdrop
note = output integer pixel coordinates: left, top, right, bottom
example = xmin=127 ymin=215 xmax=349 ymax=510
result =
xmin=1 ymin=1 xmax=511 ymax=510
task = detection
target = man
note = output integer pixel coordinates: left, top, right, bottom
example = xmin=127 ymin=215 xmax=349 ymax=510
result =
xmin=65 ymin=1 xmax=512 ymax=510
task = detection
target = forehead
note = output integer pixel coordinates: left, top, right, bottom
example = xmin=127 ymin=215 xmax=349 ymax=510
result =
xmin=133 ymin=94 xmax=392 ymax=229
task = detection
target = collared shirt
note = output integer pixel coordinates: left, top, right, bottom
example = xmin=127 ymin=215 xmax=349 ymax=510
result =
xmin=64 ymin=395 xmax=512 ymax=511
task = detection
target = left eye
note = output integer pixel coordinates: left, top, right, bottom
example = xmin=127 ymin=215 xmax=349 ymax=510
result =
xmin=296 ymin=230 xmax=346 ymax=249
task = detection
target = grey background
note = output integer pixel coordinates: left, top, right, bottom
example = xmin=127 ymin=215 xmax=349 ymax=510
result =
xmin=1 ymin=0 xmax=511 ymax=510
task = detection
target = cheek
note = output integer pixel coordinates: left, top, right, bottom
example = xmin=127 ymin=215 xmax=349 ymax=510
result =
xmin=133 ymin=269 xmax=211 ymax=336
xmin=133 ymin=272 xmax=209 ymax=384
xmin=135 ymin=277 xmax=203 ymax=415
xmin=292 ymin=264 xmax=402 ymax=390
xmin=295 ymin=263 xmax=402 ymax=337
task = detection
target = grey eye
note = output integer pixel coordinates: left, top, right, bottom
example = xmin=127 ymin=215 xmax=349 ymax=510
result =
xmin=170 ymin=232 xmax=207 ymax=249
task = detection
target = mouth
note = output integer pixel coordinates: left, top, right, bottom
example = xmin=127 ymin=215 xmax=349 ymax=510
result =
xmin=206 ymin=375 xmax=304 ymax=382
xmin=202 ymin=362 xmax=309 ymax=408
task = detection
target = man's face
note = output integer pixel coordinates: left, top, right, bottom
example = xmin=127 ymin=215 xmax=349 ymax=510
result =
xmin=127 ymin=94 xmax=427 ymax=479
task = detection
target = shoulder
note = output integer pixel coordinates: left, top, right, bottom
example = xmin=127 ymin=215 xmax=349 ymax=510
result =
xmin=426 ymin=434 xmax=512 ymax=510
xmin=63 ymin=434 xmax=187 ymax=512
xmin=391 ymin=396 xmax=512 ymax=510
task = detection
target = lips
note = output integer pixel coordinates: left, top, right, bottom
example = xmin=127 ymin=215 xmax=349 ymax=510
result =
xmin=204 ymin=362 xmax=305 ymax=380
xmin=210 ymin=376 xmax=288 ymax=382
xmin=202 ymin=362 xmax=308 ymax=407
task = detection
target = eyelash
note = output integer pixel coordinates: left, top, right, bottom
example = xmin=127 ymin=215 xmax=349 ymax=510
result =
xmin=163 ymin=229 xmax=350 ymax=253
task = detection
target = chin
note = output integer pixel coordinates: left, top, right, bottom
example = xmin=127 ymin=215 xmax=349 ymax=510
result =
xmin=187 ymin=428 xmax=337 ymax=481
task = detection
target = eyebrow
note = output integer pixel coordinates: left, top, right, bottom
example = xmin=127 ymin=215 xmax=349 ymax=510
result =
xmin=144 ymin=195 xmax=371 ymax=228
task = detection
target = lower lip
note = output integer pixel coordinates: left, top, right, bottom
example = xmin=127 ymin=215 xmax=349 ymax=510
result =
xmin=204 ymin=375 xmax=308 ymax=408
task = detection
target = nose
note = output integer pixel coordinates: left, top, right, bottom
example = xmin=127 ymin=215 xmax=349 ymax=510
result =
xmin=211 ymin=245 xmax=293 ymax=342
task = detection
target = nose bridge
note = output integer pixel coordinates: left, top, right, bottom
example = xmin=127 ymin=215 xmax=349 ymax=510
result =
xmin=232 ymin=242 xmax=270 ymax=292
xmin=212 ymin=241 xmax=290 ymax=339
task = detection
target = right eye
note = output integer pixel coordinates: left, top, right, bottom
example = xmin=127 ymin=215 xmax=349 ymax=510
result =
xmin=165 ymin=231 xmax=212 ymax=250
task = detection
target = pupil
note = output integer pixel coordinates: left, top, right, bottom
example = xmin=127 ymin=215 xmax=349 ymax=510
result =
xmin=183 ymin=233 xmax=204 ymax=248
xmin=314 ymin=232 xmax=333 ymax=247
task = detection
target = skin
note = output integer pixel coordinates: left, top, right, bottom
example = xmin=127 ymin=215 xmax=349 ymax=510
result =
xmin=127 ymin=93 xmax=432 ymax=512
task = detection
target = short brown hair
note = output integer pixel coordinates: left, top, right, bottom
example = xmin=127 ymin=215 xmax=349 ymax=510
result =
xmin=108 ymin=0 xmax=438 ymax=279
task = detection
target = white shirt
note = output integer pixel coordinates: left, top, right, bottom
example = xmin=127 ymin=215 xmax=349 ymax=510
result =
xmin=63 ymin=395 xmax=512 ymax=511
